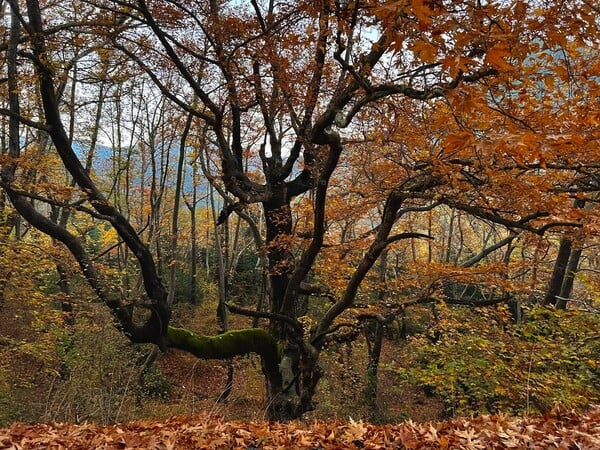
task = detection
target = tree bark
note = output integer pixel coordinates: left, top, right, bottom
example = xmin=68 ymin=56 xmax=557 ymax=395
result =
xmin=364 ymin=319 xmax=384 ymax=412
xmin=210 ymin=185 xmax=234 ymax=402
xmin=542 ymin=237 xmax=572 ymax=307
xmin=263 ymin=192 xmax=295 ymax=321
xmin=167 ymin=113 xmax=192 ymax=306
xmin=364 ymin=251 xmax=388 ymax=413
xmin=555 ymin=246 xmax=583 ymax=310
xmin=543 ymin=199 xmax=585 ymax=307
xmin=184 ymin=162 xmax=201 ymax=305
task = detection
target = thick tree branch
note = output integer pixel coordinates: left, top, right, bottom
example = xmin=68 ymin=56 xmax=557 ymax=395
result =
xmin=461 ymin=233 xmax=517 ymax=268
xmin=22 ymin=0 xmax=171 ymax=347
xmin=167 ymin=326 xmax=281 ymax=385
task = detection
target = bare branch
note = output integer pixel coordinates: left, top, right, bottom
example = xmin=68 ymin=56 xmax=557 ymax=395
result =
xmin=226 ymin=303 xmax=303 ymax=336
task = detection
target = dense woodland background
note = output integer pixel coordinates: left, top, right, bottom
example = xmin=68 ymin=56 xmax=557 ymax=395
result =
xmin=0 ymin=0 xmax=599 ymax=426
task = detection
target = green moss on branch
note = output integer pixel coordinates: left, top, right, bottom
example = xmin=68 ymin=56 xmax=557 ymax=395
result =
xmin=167 ymin=327 xmax=281 ymax=380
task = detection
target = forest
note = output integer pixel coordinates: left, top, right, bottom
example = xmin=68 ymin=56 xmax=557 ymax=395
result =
xmin=0 ymin=0 xmax=599 ymax=440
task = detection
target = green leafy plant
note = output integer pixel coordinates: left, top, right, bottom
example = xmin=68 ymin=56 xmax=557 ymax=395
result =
xmin=392 ymin=304 xmax=600 ymax=416
xmin=139 ymin=366 xmax=172 ymax=400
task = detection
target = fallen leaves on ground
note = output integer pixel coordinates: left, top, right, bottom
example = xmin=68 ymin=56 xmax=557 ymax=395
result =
xmin=1 ymin=405 xmax=598 ymax=449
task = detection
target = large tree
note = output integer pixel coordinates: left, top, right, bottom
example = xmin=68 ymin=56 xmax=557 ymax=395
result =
xmin=1 ymin=0 xmax=599 ymax=420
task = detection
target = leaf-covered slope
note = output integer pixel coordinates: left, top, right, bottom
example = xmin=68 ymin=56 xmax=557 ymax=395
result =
xmin=1 ymin=406 xmax=598 ymax=449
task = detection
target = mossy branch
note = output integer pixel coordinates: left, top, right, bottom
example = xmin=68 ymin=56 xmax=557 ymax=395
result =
xmin=167 ymin=326 xmax=281 ymax=381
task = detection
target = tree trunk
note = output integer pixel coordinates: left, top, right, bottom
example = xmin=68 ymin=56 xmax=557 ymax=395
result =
xmin=364 ymin=319 xmax=384 ymax=413
xmin=261 ymin=193 xmax=302 ymax=419
xmin=263 ymin=192 xmax=294 ymax=321
xmin=184 ymin=161 xmax=201 ymax=305
xmin=364 ymin=250 xmax=388 ymax=414
xmin=0 ymin=190 xmax=17 ymax=309
xmin=189 ymin=197 xmax=199 ymax=304
xmin=543 ymin=199 xmax=585 ymax=307
xmin=542 ymin=237 xmax=572 ymax=306
xmin=167 ymin=113 xmax=192 ymax=306
xmin=210 ymin=186 xmax=235 ymax=402
xmin=555 ymin=246 xmax=583 ymax=310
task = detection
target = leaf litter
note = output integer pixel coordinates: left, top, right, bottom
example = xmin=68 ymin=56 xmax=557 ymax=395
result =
xmin=0 ymin=405 xmax=598 ymax=449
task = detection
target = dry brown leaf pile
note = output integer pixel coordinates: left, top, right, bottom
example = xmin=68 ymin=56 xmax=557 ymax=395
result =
xmin=1 ymin=405 xmax=598 ymax=449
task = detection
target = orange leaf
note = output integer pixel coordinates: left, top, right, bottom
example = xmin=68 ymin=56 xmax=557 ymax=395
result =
xmin=412 ymin=40 xmax=438 ymax=63
xmin=442 ymin=131 xmax=474 ymax=156
xmin=412 ymin=0 xmax=433 ymax=28
xmin=485 ymin=43 xmax=513 ymax=70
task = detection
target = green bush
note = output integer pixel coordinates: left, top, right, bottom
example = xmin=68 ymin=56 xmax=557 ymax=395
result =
xmin=45 ymin=323 xmax=146 ymax=424
xmin=139 ymin=366 xmax=172 ymax=399
xmin=391 ymin=304 xmax=600 ymax=417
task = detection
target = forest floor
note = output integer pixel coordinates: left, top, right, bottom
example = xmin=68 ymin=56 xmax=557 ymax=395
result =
xmin=1 ymin=404 xmax=598 ymax=449
xmin=2 ymin=301 xmax=599 ymax=448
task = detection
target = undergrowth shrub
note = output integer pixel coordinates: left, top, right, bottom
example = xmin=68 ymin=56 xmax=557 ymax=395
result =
xmin=44 ymin=321 xmax=148 ymax=424
xmin=139 ymin=365 xmax=172 ymax=400
xmin=390 ymin=304 xmax=600 ymax=417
